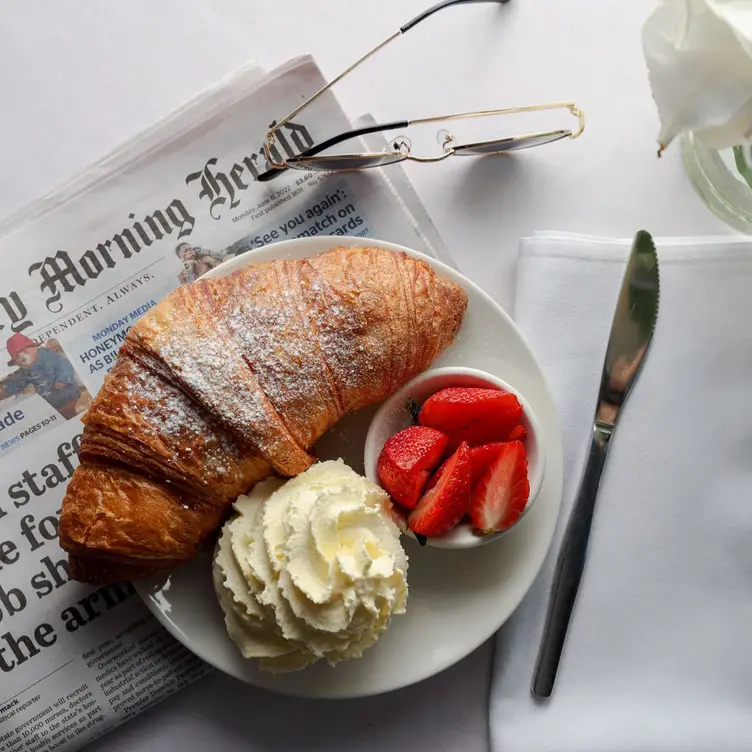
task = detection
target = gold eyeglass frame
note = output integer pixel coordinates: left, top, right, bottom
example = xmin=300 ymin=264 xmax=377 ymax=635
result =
xmin=260 ymin=0 xmax=584 ymax=179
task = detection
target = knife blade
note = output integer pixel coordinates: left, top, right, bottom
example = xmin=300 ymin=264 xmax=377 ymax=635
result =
xmin=531 ymin=230 xmax=660 ymax=698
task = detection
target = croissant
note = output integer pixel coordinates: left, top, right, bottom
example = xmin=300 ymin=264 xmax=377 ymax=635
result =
xmin=59 ymin=246 xmax=467 ymax=584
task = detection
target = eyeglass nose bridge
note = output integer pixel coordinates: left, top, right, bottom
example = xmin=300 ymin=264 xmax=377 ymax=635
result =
xmin=407 ymin=149 xmax=456 ymax=164
xmin=392 ymin=129 xmax=457 ymax=163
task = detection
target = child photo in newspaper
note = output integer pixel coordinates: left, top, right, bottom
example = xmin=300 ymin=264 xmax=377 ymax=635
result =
xmin=0 ymin=334 xmax=91 ymax=420
xmin=175 ymin=242 xmax=226 ymax=284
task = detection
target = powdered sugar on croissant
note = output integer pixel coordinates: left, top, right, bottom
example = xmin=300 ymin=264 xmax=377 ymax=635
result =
xmin=59 ymin=247 xmax=467 ymax=584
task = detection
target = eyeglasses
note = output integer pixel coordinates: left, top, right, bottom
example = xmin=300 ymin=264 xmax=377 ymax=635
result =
xmin=259 ymin=0 xmax=584 ymax=182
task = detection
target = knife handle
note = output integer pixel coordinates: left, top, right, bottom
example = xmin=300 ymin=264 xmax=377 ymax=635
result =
xmin=531 ymin=424 xmax=611 ymax=698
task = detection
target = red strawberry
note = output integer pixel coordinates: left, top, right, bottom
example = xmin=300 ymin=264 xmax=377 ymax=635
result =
xmin=424 ymin=457 xmax=448 ymax=493
xmin=409 ymin=442 xmax=472 ymax=536
xmin=444 ymin=416 xmax=524 ymax=451
xmin=424 ymin=459 xmax=446 ymax=493
xmin=419 ymin=388 xmax=513 ymax=430
xmin=469 ymin=442 xmax=508 ymax=482
xmin=507 ymin=424 xmax=528 ymax=443
xmin=426 ymin=441 xmax=508 ymax=492
xmin=470 ymin=441 xmax=530 ymax=534
xmin=377 ymin=426 xmax=448 ymax=509
xmin=419 ymin=387 xmax=524 ymax=451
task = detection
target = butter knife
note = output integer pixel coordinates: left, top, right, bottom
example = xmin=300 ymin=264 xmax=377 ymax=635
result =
xmin=531 ymin=230 xmax=660 ymax=698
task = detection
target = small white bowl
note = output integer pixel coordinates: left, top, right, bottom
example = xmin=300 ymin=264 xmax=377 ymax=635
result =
xmin=364 ymin=367 xmax=546 ymax=549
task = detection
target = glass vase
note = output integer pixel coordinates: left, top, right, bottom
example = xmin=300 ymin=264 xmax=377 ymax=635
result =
xmin=681 ymin=132 xmax=752 ymax=233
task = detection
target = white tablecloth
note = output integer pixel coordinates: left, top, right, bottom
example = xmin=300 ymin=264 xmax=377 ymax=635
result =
xmin=0 ymin=0 xmax=736 ymax=750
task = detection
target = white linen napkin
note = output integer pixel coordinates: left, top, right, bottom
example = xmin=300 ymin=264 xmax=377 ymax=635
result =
xmin=490 ymin=233 xmax=752 ymax=752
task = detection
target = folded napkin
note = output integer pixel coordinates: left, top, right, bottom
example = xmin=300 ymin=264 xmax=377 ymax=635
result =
xmin=490 ymin=233 xmax=752 ymax=752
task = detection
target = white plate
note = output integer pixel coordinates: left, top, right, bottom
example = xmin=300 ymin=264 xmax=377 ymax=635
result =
xmin=135 ymin=236 xmax=563 ymax=698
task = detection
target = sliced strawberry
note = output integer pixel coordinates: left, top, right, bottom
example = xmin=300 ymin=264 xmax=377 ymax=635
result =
xmin=507 ymin=424 xmax=528 ymax=443
xmin=408 ymin=442 xmax=472 ymax=536
xmin=469 ymin=442 xmax=507 ymax=482
xmin=426 ymin=440 xmax=508 ymax=493
xmin=424 ymin=458 xmax=449 ymax=493
xmin=419 ymin=388 xmax=524 ymax=452
xmin=377 ymin=426 xmax=449 ymax=509
xmin=470 ymin=440 xmax=530 ymax=534
xmin=419 ymin=388 xmax=513 ymax=431
xmin=445 ymin=410 xmax=525 ymax=451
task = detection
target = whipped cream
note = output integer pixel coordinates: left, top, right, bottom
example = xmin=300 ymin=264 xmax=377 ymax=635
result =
xmin=213 ymin=460 xmax=408 ymax=673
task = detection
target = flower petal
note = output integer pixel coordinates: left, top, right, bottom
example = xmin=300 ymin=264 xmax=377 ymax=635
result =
xmin=643 ymin=0 xmax=752 ymax=150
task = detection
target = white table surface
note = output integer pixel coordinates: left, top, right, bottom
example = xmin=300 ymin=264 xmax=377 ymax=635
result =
xmin=0 ymin=1 xmax=733 ymax=750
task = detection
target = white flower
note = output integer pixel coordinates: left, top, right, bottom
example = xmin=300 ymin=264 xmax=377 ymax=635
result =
xmin=642 ymin=0 xmax=752 ymax=152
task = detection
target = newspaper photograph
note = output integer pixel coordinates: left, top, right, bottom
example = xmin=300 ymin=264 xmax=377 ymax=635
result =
xmin=0 ymin=55 xmax=446 ymax=751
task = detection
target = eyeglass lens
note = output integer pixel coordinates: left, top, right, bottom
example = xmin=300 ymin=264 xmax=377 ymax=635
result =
xmin=284 ymin=129 xmax=572 ymax=173
xmin=452 ymin=130 xmax=571 ymax=155
xmin=286 ymin=153 xmax=407 ymax=172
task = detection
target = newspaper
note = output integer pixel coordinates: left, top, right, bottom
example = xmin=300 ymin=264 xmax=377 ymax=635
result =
xmin=0 ymin=55 xmax=448 ymax=751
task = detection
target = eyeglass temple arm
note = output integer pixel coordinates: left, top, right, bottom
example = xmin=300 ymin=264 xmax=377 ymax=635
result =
xmin=402 ymin=0 xmax=511 ymax=32
xmin=268 ymin=0 xmax=509 ymax=133
xmin=257 ymin=119 xmax=409 ymax=182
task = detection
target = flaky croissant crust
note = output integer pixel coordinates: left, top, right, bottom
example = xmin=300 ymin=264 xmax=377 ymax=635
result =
xmin=60 ymin=247 xmax=467 ymax=583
